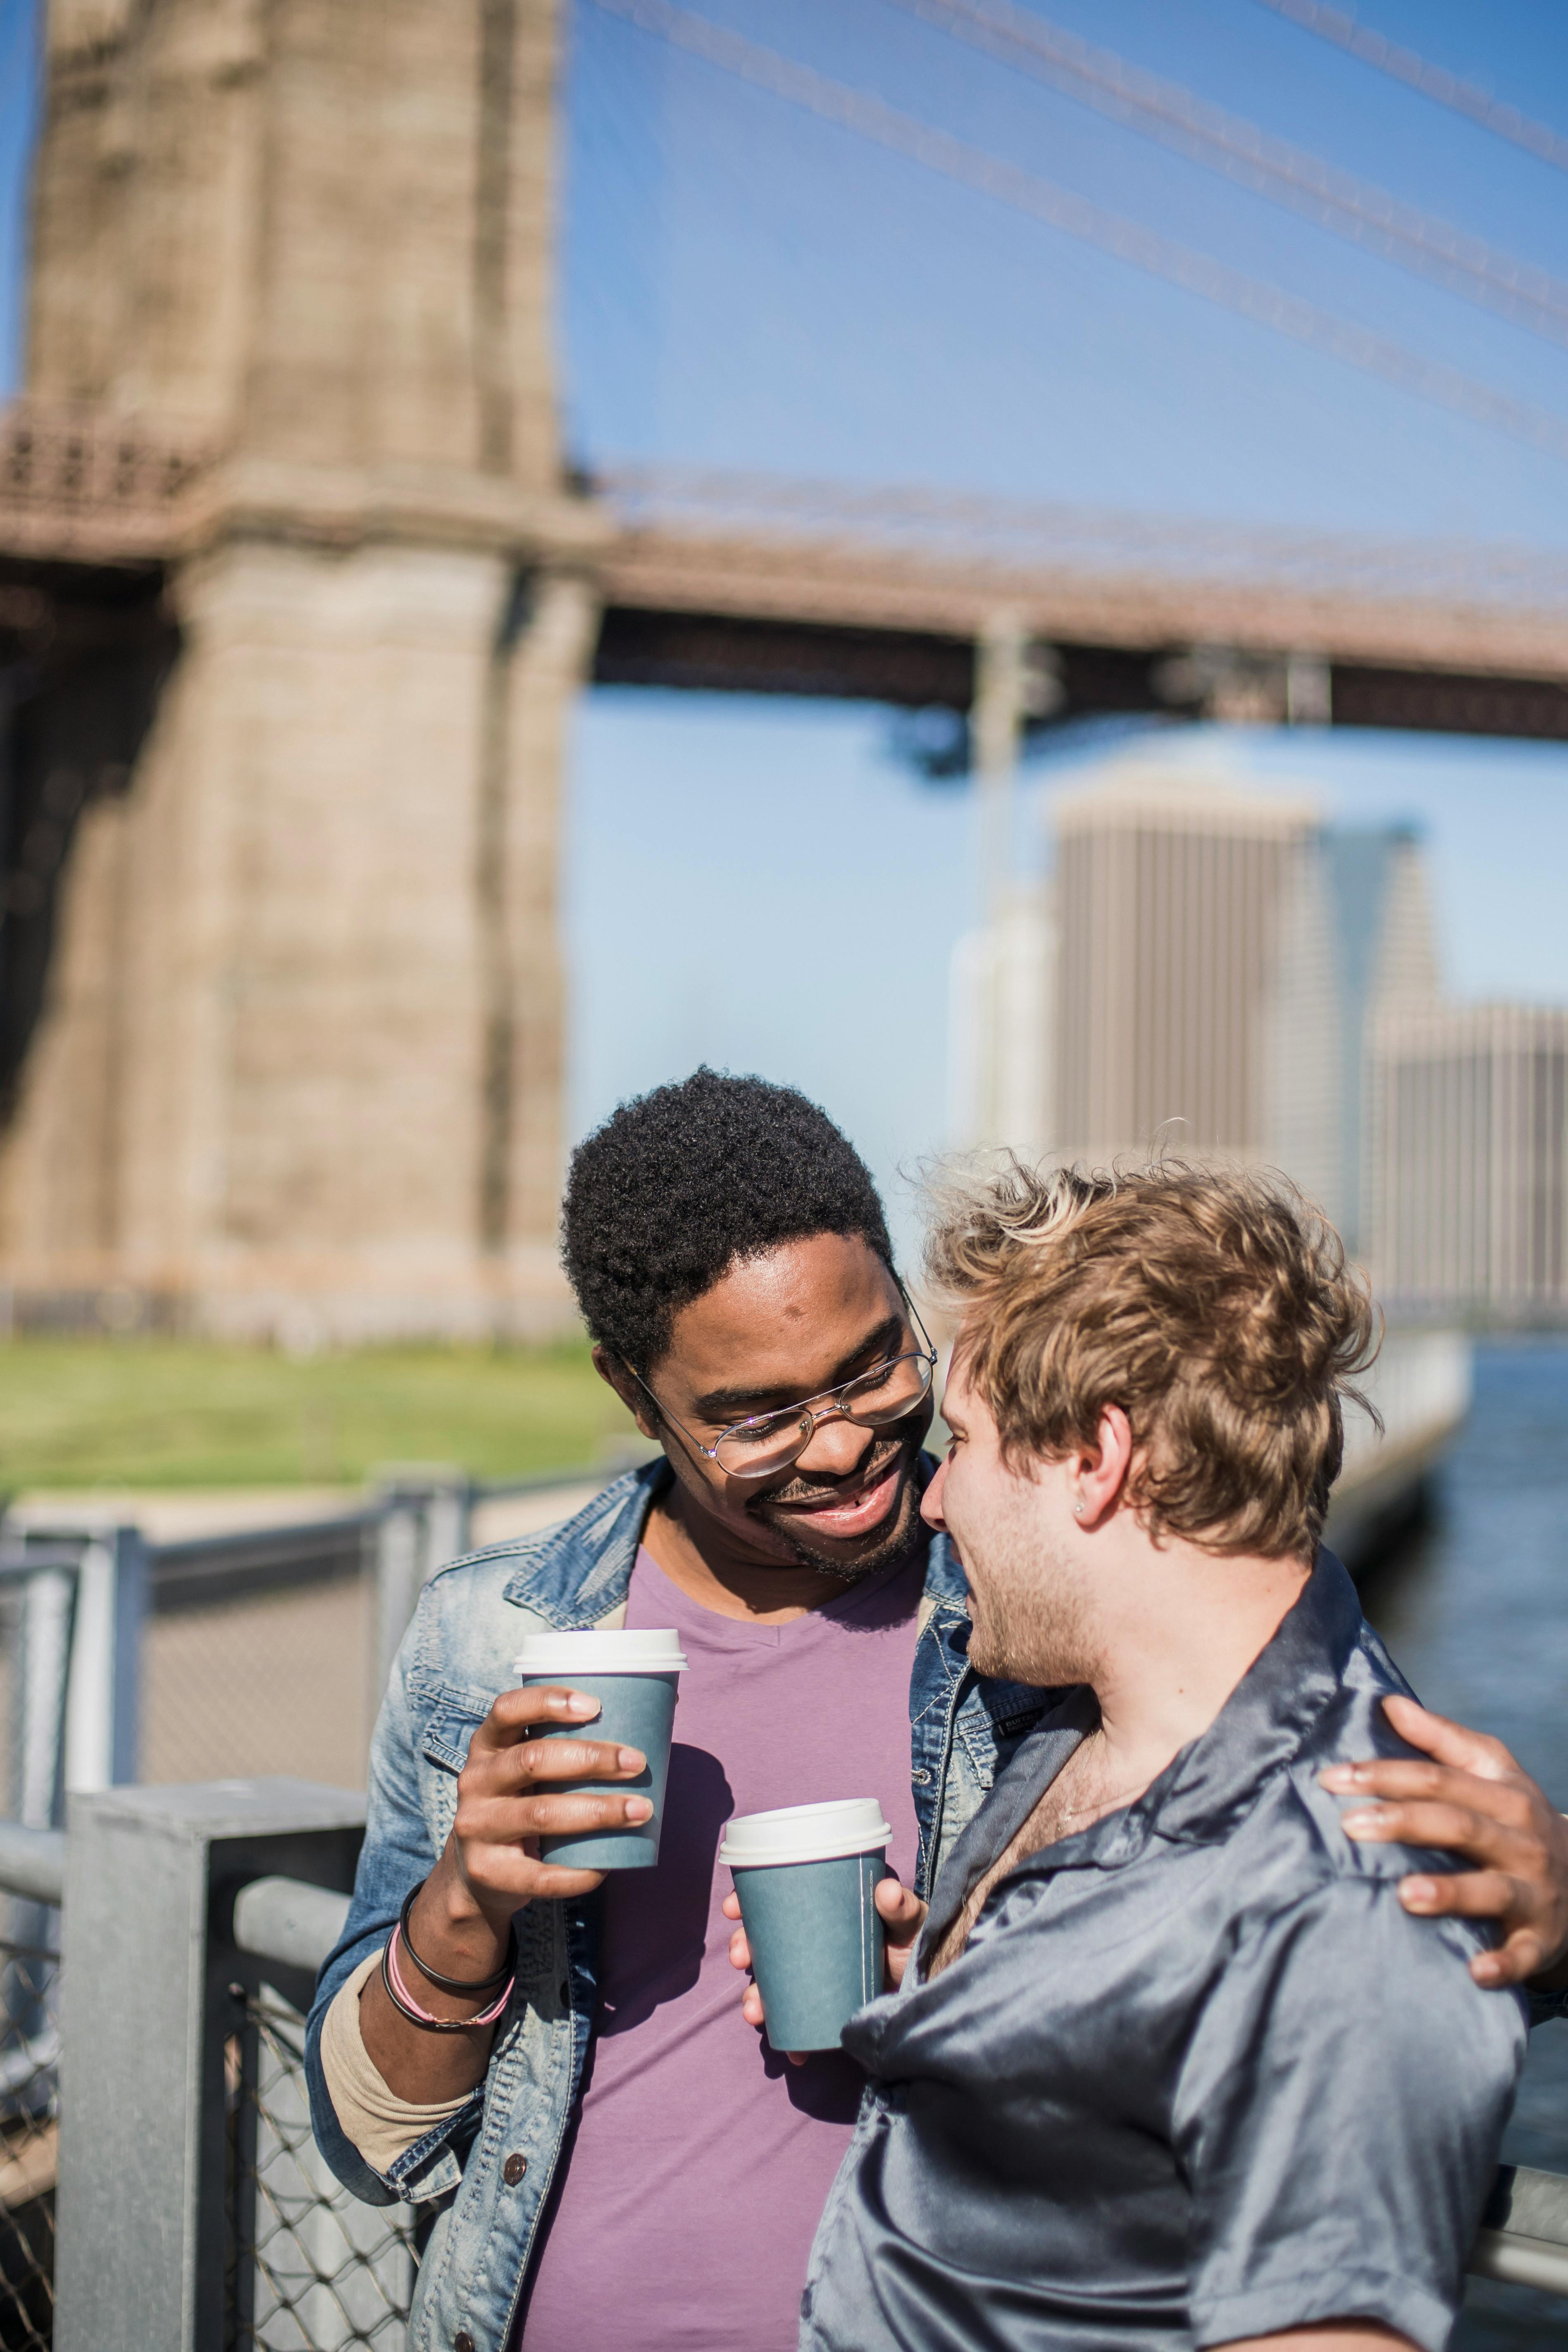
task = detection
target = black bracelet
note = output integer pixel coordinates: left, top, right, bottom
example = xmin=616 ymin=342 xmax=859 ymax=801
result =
xmin=379 ymin=1939 xmax=498 ymax=2034
xmin=399 ymin=1878 xmax=515 ymax=1996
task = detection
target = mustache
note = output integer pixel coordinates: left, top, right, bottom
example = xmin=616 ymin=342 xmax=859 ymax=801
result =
xmin=750 ymin=1431 xmax=913 ymax=1512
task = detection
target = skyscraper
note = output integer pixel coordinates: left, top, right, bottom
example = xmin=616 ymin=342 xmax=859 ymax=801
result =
xmin=1271 ymin=822 xmax=1441 ymax=1250
xmin=1050 ymin=764 xmax=1318 ymax=1172
xmin=948 ymin=755 xmax=1442 ymax=1256
xmin=1368 ymin=1005 xmax=1568 ymax=1316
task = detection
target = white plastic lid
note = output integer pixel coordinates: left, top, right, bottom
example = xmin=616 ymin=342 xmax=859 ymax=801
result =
xmin=719 ymin=1797 xmax=893 ymax=1869
xmin=512 ymin=1627 xmax=688 ymax=1677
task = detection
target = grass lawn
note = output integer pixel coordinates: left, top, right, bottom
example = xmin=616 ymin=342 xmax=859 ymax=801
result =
xmin=0 ymin=1336 xmax=642 ymax=1490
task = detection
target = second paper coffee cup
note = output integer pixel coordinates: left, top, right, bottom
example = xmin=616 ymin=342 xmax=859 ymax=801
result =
xmin=720 ymin=1797 xmax=893 ymax=2052
xmin=514 ymin=1627 xmax=687 ymax=1870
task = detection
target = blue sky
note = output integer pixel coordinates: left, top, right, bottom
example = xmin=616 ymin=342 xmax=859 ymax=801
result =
xmin=5 ymin=0 xmax=1568 ymax=1236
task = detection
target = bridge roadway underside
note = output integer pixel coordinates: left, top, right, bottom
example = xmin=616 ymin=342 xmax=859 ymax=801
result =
xmin=6 ymin=551 xmax=1564 ymax=1125
xmin=591 ymin=602 xmax=1568 ymax=738
xmin=6 ymin=560 xmax=1568 ymax=1127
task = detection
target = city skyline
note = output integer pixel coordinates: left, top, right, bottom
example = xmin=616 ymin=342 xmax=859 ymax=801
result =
xmin=946 ymin=741 xmax=1568 ymax=1316
xmin=5 ymin=1 xmax=1568 ymax=1270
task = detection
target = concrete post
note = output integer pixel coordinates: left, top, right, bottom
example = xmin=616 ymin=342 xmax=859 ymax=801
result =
xmin=54 ymin=1778 xmax=365 ymax=2352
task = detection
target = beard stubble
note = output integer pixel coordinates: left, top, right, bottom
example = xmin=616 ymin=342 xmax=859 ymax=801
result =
xmin=748 ymin=1433 xmax=927 ymax=1582
xmin=964 ymin=1513 xmax=1103 ymax=1689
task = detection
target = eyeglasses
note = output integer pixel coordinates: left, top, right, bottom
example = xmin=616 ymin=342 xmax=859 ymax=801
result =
xmin=626 ymin=1302 xmax=938 ymax=1481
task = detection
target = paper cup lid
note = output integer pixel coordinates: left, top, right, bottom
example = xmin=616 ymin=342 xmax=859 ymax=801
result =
xmin=719 ymin=1797 xmax=892 ymax=1868
xmin=512 ymin=1627 xmax=688 ymax=1677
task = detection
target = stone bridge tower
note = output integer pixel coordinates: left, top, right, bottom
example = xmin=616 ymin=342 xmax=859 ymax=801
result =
xmin=2 ymin=0 xmax=599 ymax=1337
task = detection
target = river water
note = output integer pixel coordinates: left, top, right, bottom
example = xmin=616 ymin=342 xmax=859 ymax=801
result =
xmin=1358 ymin=1341 xmax=1568 ymax=2351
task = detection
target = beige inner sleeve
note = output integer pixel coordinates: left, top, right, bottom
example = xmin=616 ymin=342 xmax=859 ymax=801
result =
xmin=319 ymin=1951 xmax=473 ymax=2175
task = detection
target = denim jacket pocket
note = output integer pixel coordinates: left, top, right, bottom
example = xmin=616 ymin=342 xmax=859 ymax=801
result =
xmin=419 ymin=1700 xmax=485 ymax=1778
xmin=417 ymin=1693 xmax=491 ymax=1853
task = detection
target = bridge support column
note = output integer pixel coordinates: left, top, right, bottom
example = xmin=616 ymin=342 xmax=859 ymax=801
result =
xmin=0 ymin=527 xmax=601 ymax=1340
xmin=2 ymin=0 xmax=603 ymax=1338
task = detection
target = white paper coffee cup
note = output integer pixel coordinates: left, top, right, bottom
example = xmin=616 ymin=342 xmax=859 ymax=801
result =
xmin=511 ymin=1627 xmax=688 ymax=1872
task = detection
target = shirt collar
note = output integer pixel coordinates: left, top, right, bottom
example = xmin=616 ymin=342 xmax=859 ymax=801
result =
xmin=1066 ymin=1545 xmax=1365 ymax=1863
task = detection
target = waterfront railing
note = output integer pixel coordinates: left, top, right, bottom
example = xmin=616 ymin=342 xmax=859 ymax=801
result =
xmin=0 ymin=1788 xmax=1556 ymax=2349
xmin=0 ymin=1370 xmax=1551 ymax=2347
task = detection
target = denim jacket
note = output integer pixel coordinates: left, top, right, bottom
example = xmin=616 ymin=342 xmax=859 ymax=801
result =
xmin=305 ymin=1457 xmax=1053 ymax=2352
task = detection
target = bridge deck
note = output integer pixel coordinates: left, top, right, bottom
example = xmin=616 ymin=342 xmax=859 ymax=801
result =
xmin=4 ymin=405 xmax=1567 ymax=737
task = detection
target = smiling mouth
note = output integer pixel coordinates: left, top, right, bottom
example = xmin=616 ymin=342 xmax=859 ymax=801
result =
xmin=761 ymin=1454 xmax=906 ymax=1542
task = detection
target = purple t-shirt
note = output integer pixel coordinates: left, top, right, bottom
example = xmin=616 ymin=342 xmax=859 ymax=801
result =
xmin=516 ymin=1542 xmax=924 ymax=2351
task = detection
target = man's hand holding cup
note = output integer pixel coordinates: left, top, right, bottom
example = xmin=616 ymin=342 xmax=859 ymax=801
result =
xmin=445 ymin=1682 xmax=655 ymax=1933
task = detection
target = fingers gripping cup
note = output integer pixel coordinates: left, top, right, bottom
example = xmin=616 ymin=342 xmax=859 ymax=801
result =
xmin=513 ymin=1628 xmax=687 ymax=1871
xmin=720 ymin=1799 xmax=893 ymax=2053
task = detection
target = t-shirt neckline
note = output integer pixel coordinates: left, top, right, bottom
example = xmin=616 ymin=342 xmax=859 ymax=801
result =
xmin=629 ymin=1538 xmax=925 ymax=1646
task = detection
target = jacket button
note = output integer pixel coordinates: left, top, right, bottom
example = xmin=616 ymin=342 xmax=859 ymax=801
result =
xmin=455 ymin=2335 xmax=475 ymax=2352
xmin=503 ymin=2152 xmax=527 ymax=2186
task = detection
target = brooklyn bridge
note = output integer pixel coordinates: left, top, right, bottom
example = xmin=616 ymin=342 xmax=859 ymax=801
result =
xmin=2 ymin=0 xmax=1566 ymax=1338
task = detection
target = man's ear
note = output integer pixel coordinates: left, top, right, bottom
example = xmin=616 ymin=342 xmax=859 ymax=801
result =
xmin=1073 ymin=1404 xmax=1134 ymax=1528
xmin=593 ymin=1344 xmax=662 ymax=1442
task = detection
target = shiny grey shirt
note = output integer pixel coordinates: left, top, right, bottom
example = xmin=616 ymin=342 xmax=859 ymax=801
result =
xmin=801 ymin=1555 xmax=1527 ymax=2352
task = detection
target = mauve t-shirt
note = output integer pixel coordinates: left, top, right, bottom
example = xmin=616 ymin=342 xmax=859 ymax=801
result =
xmin=515 ymin=1542 xmax=924 ymax=2351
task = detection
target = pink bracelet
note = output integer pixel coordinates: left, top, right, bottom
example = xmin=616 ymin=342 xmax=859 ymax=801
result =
xmin=382 ymin=1924 xmax=515 ymax=2031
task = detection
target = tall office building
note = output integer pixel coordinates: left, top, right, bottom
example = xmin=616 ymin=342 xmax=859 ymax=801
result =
xmin=1051 ymin=763 xmax=1317 ymax=1168
xmin=1271 ymin=823 xmax=1441 ymax=1250
xmin=1368 ymin=1005 xmax=1568 ymax=1315
xmin=948 ymin=756 xmax=1441 ymax=1253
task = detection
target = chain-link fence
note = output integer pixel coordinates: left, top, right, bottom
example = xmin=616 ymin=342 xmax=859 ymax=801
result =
xmin=226 ymin=1990 xmax=414 ymax=2352
xmin=0 ymin=1918 xmax=59 ymax=2352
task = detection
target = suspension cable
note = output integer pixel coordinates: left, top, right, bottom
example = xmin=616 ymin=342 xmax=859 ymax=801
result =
xmin=1251 ymin=0 xmax=1568 ymax=177
xmin=884 ymin=0 xmax=1568 ymax=350
xmin=585 ymin=0 xmax=1568 ymax=470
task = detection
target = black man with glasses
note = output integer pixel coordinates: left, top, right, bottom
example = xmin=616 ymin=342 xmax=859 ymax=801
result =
xmin=307 ymin=1071 xmax=1568 ymax=2352
xmin=306 ymin=1072 xmax=1056 ymax=2352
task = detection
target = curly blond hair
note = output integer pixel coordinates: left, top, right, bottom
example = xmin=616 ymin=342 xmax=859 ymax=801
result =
xmin=925 ymin=1157 xmax=1380 ymax=1561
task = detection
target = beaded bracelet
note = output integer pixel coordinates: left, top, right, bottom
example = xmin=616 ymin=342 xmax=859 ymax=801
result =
xmin=399 ymin=1878 xmax=515 ymax=1996
xmin=379 ymin=1925 xmax=515 ymax=2034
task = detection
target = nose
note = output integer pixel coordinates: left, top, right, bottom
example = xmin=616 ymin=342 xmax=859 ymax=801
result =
xmin=921 ymin=1454 xmax=949 ymax=1531
xmin=792 ymin=1406 xmax=877 ymax=1481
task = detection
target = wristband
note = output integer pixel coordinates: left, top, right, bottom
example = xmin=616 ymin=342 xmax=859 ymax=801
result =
xmin=399 ymin=1877 xmax=515 ymax=1995
xmin=380 ymin=1927 xmax=515 ymax=2034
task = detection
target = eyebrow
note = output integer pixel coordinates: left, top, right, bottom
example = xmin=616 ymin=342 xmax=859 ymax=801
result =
xmin=690 ymin=1313 xmax=909 ymax=1424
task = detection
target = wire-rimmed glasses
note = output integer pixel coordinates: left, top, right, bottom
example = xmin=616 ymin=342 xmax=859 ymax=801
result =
xmin=627 ymin=1304 xmax=938 ymax=1481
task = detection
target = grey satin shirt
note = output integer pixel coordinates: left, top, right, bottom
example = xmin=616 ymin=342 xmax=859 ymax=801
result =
xmin=800 ymin=1554 xmax=1527 ymax=2352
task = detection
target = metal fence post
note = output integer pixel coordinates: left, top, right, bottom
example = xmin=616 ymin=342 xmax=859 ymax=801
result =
xmin=422 ymin=1477 xmax=473 ymax=1585
xmin=372 ymin=1470 xmax=473 ymax=1703
xmin=62 ymin=1523 xmax=147 ymax=1792
xmin=53 ymin=1778 xmax=365 ymax=2352
xmin=374 ymin=1497 xmax=424 ymax=1708
xmin=16 ymin=1566 xmax=74 ymax=1832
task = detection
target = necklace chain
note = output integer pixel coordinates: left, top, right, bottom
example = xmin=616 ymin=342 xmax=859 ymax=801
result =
xmin=1058 ymin=1785 xmax=1146 ymax=1820
xmin=1057 ymin=1749 xmax=1150 ymax=1820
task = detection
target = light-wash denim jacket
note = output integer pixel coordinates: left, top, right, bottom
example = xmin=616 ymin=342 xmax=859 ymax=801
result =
xmin=305 ymin=1456 xmax=1055 ymax=2352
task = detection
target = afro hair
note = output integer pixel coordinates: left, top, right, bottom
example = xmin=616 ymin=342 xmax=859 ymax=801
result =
xmin=561 ymin=1068 xmax=896 ymax=1373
